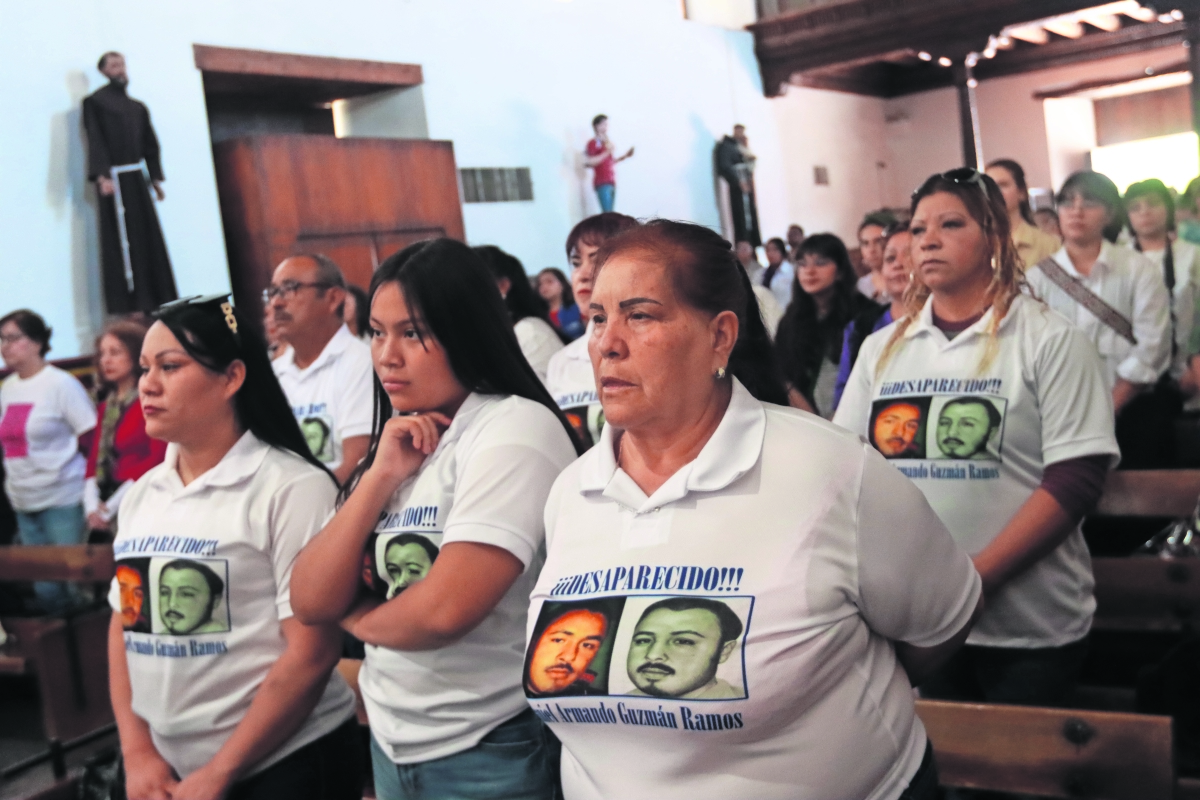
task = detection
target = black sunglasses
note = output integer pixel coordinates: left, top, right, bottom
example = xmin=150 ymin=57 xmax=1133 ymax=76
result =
xmin=153 ymin=294 xmax=240 ymax=342
xmin=913 ymin=168 xmax=990 ymax=201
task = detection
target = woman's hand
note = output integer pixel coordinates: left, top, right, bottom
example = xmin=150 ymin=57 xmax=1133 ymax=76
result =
xmin=123 ymin=747 xmax=178 ymax=800
xmin=367 ymin=412 xmax=451 ymax=486
xmin=165 ymin=762 xmax=235 ymax=800
xmin=87 ymin=508 xmax=110 ymax=531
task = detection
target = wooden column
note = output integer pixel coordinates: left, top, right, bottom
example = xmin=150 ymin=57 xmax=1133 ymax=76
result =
xmin=952 ymin=60 xmax=983 ymax=170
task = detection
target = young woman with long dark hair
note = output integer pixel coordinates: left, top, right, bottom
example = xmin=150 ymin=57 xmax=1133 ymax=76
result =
xmin=476 ymin=245 xmax=566 ymax=383
xmin=108 ymin=295 xmax=360 ymax=800
xmin=536 ymin=268 xmax=583 ymax=340
xmin=775 ymin=233 xmax=878 ymax=417
xmin=291 ymin=239 xmax=582 ymax=800
xmin=835 ymin=169 xmax=1120 ymax=707
xmin=986 ymin=158 xmax=1060 ymax=267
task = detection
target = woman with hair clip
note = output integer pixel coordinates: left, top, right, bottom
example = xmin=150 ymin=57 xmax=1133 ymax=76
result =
xmin=1025 ymin=170 xmax=1171 ymax=468
xmin=1124 ymin=179 xmax=1200 ymax=427
xmin=108 ymin=296 xmax=360 ymax=800
xmin=476 ymin=245 xmax=566 ymax=384
xmin=528 ymin=219 xmax=981 ymax=800
xmin=291 ymin=239 xmax=581 ymax=800
xmin=835 ymin=169 xmax=1120 ymax=708
xmin=84 ymin=318 xmax=166 ymax=536
xmin=776 ymin=233 xmax=878 ymax=417
xmin=986 ymin=158 xmax=1060 ymax=267
xmin=537 ymin=268 xmax=584 ymax=340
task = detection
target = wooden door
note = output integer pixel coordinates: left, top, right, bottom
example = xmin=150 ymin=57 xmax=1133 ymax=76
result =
xmin=212 ymin=135 xmax=465 ymax=326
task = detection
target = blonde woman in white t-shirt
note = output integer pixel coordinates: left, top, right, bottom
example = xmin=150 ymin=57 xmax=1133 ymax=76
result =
xmin=292 ymin=239 xmax=581 ymax=800
xmin=108 ymin=296 xmax=360 ymax=800
xmin=526 ymin=219 xmax=982 ymax=800
xmin=835 ymin=169 xmax=1120 ymax=708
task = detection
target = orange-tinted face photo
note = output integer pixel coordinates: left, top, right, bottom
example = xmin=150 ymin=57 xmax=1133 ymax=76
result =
xmin=116 ymin=564 xmax=146 ymax=629
xmin=873 ymin=402 xmax=922 ymax=457
xmin=527 ymin=609 xmax=608 ymax=695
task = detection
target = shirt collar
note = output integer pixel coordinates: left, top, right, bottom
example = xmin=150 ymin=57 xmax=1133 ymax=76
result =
xmin=578 ymin=378 xmax=766 ymax=512
xmin=903 ymin=295 xmax=1008 ymax=344
xmin=156 ymin=431 xmax=271 ymax=494
xmin=1052 ymin=241 xmax=1116 ymax=278
xmin=277 ymin=324 xmax=356 ymax=377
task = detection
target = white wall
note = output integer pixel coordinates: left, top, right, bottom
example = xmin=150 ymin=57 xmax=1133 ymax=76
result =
xmin=883 ymin=87 xmax=960 ymax=207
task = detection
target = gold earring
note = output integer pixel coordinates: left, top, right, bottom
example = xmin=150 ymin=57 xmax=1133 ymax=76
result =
xmin=715 ymin=366 xmax=727 ymax=380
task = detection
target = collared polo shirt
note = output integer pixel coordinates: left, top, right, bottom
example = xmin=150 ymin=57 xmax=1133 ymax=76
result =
xmin=545 ymin=325 xmax=604 ymax=448
xmin=527 ymin=380 xmax=979 ymax=800
xmin=273 ymin=324 xmax=373 ymax=472
xmin=108 ymin=433 xmax=355 ymax=777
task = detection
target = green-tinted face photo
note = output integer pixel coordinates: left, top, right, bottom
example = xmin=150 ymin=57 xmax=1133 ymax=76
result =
xmin=627 ymin=607 xmax=731 ymax=698
xmin=159 ymin=567 xmax=214 ymax=635
xmin=936 ymin=401 xmax=994 ymax=459
xmin=301 ymin=418 xmax=330 ymax=461
xmin=384 ymin=541 xmax=433 ymax=600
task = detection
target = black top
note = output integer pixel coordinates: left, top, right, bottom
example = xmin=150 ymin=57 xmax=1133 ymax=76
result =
xmin=82 ymin=82 xmax=164 ymax=182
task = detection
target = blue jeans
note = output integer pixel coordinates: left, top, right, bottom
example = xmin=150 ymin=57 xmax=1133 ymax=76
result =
xmin=595 ymin=183 xmax=615 ymax=212
xmin=16 ymin=503 xmax=86 ymax=613
xmin=370 ymin=709 xmax=556 ymax=800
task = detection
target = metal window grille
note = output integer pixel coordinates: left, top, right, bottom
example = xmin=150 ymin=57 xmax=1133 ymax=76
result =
xmin=459 ymin=168 xmax=534 ymax=203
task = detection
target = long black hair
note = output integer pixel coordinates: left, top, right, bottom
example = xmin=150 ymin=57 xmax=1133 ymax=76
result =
xmin=152 ymin=295 xmax=335 ymax=483
xmin=341 ymin=239 xmax=584 ymax=503
xmin=474 ymin=245 xmax=569 ymax=344
xmin=594 ymin=219 xmax=788 ymax=405
xmin=776 ymin=233 xmax=867 ymax=404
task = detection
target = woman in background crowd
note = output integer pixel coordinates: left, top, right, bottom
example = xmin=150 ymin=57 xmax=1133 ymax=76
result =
xmin=986 ymin=158 xmax=1061 ymax=267
xmin=84 ymin=319 xmax=165 ymax=537
xmin=833 ymin=221 xmax=912 ymax=410
xmin=761 ymin=236 xmax=794 ymax=310
xmin=1025 ymin=171 xmax=1171 ymax=468
xmin=545 ymin=212 xmax=638 ymax=448
xmin=292 ymin=240 xmax=579 ymax=800
xmin=109 ymin=295 xmax=359 ymax=800
xmin=477 ymin=245 xmax=565 ymax=384
xmin=836 ymin=169 xmax=1119 ymax=708
xmin=531 ymin=218 xmax=978 ymax=800
xmin=776 ymin=233 xmax=877 ymax=417
xmin=537 ymin=267 xmax=584 ymax=340
xmin=343 ymin=283 xmax=372 ymax=341
xmin=0 ymin=309 xmax=95 ymax=612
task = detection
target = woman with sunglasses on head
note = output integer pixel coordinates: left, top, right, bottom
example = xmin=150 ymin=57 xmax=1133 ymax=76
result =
xmin=1025 ymin=171 xmax=1171 ymax=468
xmin=84 ymin=318 xmax=166 ymax=536
xmin=835 ymin=169 xmax=1120 ymax=708
xmin=108 ymin=296 xmax=360 ymax=800
xmin=291 ymin=240 xmax=581 ymax=800
xmin=986 ymin=158 xmax=1060 ymax=268
xmin=776 ymin=233 xmax=878 ymax=417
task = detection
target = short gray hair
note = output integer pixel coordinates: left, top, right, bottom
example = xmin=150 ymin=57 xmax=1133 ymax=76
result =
xmin=296 ymin=253 xmax=346 ymax=290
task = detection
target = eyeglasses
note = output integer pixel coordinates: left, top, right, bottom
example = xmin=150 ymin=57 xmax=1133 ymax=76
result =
xmin=262 ymin=280 xmax=333 ymax=303
xmin=154 ymin=293 xmax=240 ymax=343
xmin=1057 ymin=194 xmax=1107 ymax=211
xmin=0 ymin=333 xmax=27 ymax=346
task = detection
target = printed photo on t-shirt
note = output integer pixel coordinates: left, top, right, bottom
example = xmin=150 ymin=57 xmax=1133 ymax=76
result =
xmin=148 ymin=557 xmax=231 ymax=636
xmin=115 ymin=557 xmax=152 ymax=633
xmin=363 ymin=531 xmax=443 ymax=601
xmin=869 ymin=396 xmax=931 ymax=459
xmin=608 ymin=596 xmax=750 ymax=701
xmin=562 ymin=404 xmax=605 ymax=450
xmin=926 ymin=395 xmax=1006 ymax=461
xmin=524 ymin=597 xmax=627 ymax=699
xmin=299 ymin=412 xmax=336 ymax=463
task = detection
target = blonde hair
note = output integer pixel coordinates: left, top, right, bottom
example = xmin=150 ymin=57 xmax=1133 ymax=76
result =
xmin=877 ymin=171 xmax=1027 ymax=376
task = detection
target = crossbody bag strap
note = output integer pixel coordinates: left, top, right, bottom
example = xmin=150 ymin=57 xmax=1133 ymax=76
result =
xmin=1035 ymin=257 xmax=1137 ymax=345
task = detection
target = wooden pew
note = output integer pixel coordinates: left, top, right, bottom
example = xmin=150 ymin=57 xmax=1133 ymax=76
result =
xmin=0 ymin=544 xmax=114 ymax=584
xmin=916 ymin=699 xmax=1175 ymax=799
xmin=1094 ymin=470 xmax=1200 ymax=520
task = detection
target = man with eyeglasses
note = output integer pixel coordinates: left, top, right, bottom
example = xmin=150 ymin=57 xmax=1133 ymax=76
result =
xmin=268 ymin=254 xmax=373 ymax=484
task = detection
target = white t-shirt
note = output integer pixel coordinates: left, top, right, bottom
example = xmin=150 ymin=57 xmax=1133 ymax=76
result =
xmin=273 ymin=325 xmax=373 ymax=472
xmin=1132 ymin=239 xmax=1199 ymax=379
xmin=764 ymin=260 xmax=794 ymax=311
xmin=545 ymin=326 xmax=604 ymax=448
xmin=751 ymin=285 xmax=782 ymax=338
xmin=834 ymin=295 xmax=1120 ymax=647
xmin=108 ymin=433 xmax=356 ymax=777
xmin=528 ymin=380 xmax=980 ymax=800
xmin=359 ymin=393 xmax=577 ymax=764
xmin=0 ymin=365 xmax=96 ymax=511
xmin=514 ymin=316 xmax=565 ymax=384
xmin=1026 ymin=242 xmax=1170 ymax=387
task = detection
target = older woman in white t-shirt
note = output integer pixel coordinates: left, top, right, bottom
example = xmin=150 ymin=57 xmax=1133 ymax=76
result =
xmin=108 ymin=296 xmax=359 ymax=800
xmin=292 ymin=239 xmax=581 ymax=800
xmin=527 ymin=219 xmax=982 ymax=800
xmin=835 ymin=169 xmax=1120 ymax=707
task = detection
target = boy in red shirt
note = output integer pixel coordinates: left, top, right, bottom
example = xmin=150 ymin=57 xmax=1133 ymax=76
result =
xmin=584 ymin=114 xmax=634 ymax=212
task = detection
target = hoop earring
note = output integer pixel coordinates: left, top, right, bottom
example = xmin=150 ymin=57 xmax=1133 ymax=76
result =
xmin=715 ymin=366 xmax=727 ymax=380
xmin=990 ymin=254 xmax=999 ymax=274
